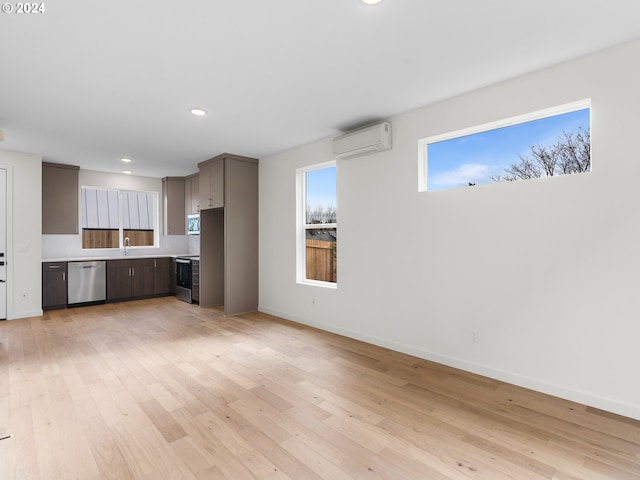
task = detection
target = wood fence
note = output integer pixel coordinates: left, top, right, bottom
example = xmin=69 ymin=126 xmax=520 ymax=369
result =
xmin=306 ymin=239 xmax=336 ymax=283
xmin=82 ymin=229 xmax=154 ymax=249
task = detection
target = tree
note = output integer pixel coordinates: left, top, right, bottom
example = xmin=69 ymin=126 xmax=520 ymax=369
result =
xmin=306 ymin=204 xmax=336 ymax=224
xmin=492 ymin=127 xmax=590 ymax=182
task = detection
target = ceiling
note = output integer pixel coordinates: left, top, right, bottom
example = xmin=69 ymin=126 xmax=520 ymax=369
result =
xmin=1 ymin=0 xmax=640 ymax=178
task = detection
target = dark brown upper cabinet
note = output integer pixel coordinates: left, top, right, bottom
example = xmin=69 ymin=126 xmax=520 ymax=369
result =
xmin=42 ymin=162 xmax=79 ymax=234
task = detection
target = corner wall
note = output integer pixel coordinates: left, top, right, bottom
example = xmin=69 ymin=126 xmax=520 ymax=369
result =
xmin=0 ymin=150 xmax=43 ymax=319
xmin=258 ymin=39 xmax=640 ymax=419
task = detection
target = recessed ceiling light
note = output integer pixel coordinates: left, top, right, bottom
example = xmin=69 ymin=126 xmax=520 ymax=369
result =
xmin=121 ymin=158 xmax=132 ymax=163
xmin=123 ymin=170 xmax=132 ymax=175
xmin=190 ymin=108 xmax=206 ymax=116
xmin=361 ymin=0 xmax=382 ymax=4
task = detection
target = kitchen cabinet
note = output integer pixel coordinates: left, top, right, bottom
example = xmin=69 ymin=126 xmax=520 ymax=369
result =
xmin=184 ymin=173 xmax=200 ymax=215
xmin=170 ymin=258 xmax=177 ymax=295
xmin=42 ymin=262 xmax=67 ymax=309
xmin=198 ymin=158 xmax=224 ymax=209
xmin=44 ymin=256 xmax=175 ymax=308
xmin=153 ymin=257 xmax=173 ymax=296
xmin=131 ymin=259 xmax=155 ymax=297
xmin=107 ymin=258 xmax=155 ymax=301
xmin=191 ymin=259 xmax=199 ymax=303
xmin=199 ymin=154 xmax=258 ymax=316
xmin=107 ymin=259 xmax=132 ymax=300
xmin=42 ymin=162 xmax=79 ymax=234
xmin=162 ymin=177 xmax=185 ymax=235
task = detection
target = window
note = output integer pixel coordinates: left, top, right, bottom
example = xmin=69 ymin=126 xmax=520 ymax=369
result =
xmin=297 ymin=162 xmax=337 ymax=286
xmin=419 ymin=100 xmax=591 ymax=191
xmin=81 ymin=186 xmax=158 ymax=249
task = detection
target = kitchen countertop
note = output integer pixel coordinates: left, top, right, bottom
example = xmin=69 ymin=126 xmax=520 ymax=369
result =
xmin=42 ymin=254 xmax=197 ymax=263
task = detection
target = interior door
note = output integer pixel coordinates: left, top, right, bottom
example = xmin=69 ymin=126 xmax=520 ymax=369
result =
xmin=0 ymin=169 xmax=7 ymax=319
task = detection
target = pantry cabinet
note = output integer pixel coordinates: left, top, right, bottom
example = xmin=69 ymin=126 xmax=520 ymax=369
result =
xmin=198 ymin=154 xmax=258 ymax=316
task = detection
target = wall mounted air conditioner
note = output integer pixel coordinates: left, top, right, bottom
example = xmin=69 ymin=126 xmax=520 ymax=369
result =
xmin=332 ymin=122 xmax=392 ymax=159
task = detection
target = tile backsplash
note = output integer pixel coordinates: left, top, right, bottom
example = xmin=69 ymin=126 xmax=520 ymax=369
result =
xmin=42 ymin=234 xmax=198 ymax=259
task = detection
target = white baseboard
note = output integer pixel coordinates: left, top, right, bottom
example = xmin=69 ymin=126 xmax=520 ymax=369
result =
xmin=259 ymin=305 xmax=640 ymax=421
xmin=8 ymin=309 xmax=43 ymax=320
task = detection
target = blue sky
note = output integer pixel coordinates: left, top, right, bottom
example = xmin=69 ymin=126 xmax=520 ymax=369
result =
xmin=306 ymin=165 xmax=336 ymax=210
xmin=427 ymin=108 xmax=590 ymax=190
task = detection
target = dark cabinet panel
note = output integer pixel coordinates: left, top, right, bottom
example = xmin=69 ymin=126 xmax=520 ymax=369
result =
xmin=170 ymin=258 xmax=177 ymax=295
xmin=42 ymin=163 xmax=79 ymax=235
xmin=224 ymin=158 xmax=258 ymax=315
xmin=153 ymin=257 xmax=172 ymax=296
xmin=42 ymin=262 xmax=67 ymax=309
xmin=191 ymin=259 xmax=199 ymax=303
xmin=107 ymin=258 xmax=156 ymax=301
xmin=107 ymin=259 xmax=133 ymax=301
xmin=162 ymin=177 xmax=186 ymax=235
xmin=131 ymin=259 xmax=155 ymax=297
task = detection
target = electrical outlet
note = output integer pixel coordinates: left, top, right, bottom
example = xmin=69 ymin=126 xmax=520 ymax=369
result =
xmin=471 ymin=329 xmax=479 ymax=343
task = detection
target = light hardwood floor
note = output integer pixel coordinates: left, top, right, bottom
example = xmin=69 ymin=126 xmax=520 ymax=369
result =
xmin=1 ymin=297 xmax=639 ymax=479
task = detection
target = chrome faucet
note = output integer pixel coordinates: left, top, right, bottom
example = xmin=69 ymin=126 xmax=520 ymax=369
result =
xmin=123 ymin=236 xmax=131 ymax=256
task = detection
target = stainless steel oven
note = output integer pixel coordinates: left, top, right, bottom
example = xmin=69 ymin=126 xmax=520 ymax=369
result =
xmin=176 ymin=257 xmax=192 ymax=303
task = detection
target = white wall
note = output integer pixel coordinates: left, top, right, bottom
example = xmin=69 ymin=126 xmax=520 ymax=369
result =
xmin=259 ymin=39 xmax=640 ymax=420
xmin=42 ymin=169 xmax=191 ymax=259
xmin=0 ymin=150 xmax=43 ymax=319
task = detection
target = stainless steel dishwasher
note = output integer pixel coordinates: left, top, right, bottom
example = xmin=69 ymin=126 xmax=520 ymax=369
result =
xmin=67 ymin=260 xmax=107 ymax=306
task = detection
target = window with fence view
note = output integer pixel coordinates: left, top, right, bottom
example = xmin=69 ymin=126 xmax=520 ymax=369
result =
xmin=81 ymin=186 xmax=157 ymax=249
xmin=300 ymin=163 xmax=337 ymax=284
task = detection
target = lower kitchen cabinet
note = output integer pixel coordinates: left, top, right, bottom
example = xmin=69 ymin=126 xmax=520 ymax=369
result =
xmin=170 ymin=258 xmax=177 ymax=295
xmin=107 ymin=258 xmax=155 ymax=302
xmin=42 ymin=262 xmax=67 ymax=309
xmin=191 ymin=259 xmax=199 ymax=303
xmin=44 ymin=256 xmax=179 ymax=307
xmin=107 ymin=260 xmax=131 ymax=300
xmin=132 ymin=259 xmax=155 ymax=297
xmin=153 ymin=257 xmax=173 ymax=296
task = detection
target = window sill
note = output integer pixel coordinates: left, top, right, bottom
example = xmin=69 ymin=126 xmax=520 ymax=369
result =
xmin=298 ymin=279 xmax=337 ymax=289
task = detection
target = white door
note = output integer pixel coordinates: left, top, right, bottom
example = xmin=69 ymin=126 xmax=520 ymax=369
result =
xmin=0 ymin=169 xmax=6 ymax=319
